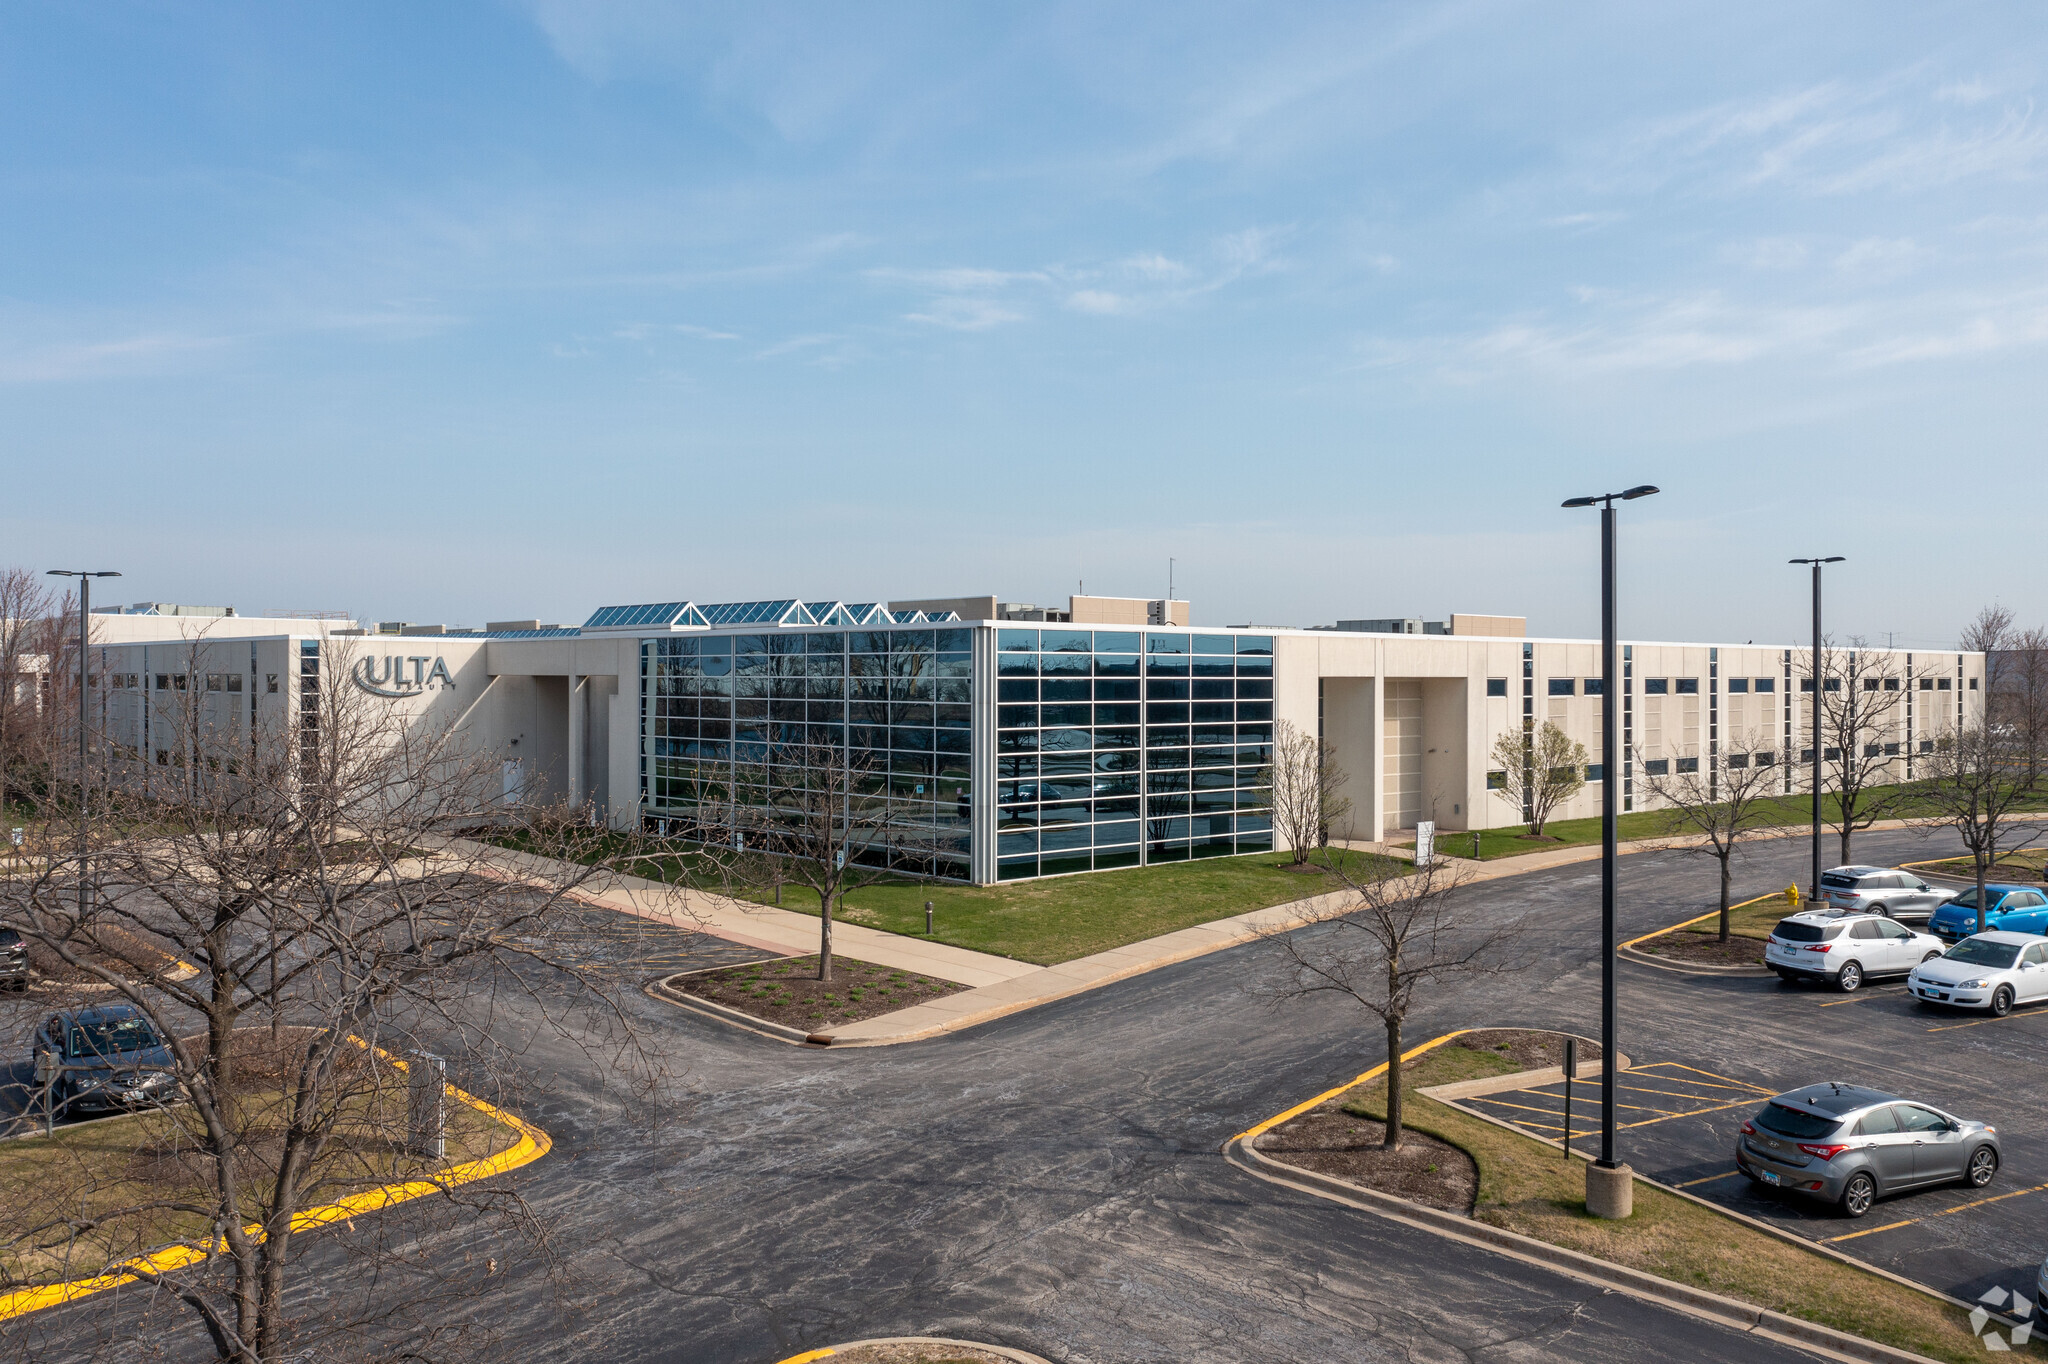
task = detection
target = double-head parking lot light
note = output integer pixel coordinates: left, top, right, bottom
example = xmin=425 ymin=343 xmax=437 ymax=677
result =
xmin=1789 ymin=558 xmax=1845 ymax=904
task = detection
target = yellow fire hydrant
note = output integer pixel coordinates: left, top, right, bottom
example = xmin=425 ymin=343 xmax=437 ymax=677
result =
xmin=1786 ymin=883 xmax=1801 ymax=908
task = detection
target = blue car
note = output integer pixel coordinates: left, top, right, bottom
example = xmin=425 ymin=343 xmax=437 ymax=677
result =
xmin=32 ymin=1003 xmax=180 ymax=1114
xmin=1929 ymin=885 xmax=2048 ymax=943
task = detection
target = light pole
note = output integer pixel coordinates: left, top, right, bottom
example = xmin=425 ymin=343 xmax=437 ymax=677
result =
xmin=1561 ymin=483 xmax=1658 ymax=1220
xmin=1789 ymin=558 xmax=1843 ymax=903
xmin=46 ymin=570 xmax=120 ymax=917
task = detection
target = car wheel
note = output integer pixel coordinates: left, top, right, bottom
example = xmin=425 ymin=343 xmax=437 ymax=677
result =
xmin=1922 ymin=949 xmax=1942 ymax=963
xmin=1870 ymin=904 xmax=1890 ymax=918
xmin=1839 ymin=1172 xmax=1875 ymax=1218
xmin=1991 ymin=986 xmax=2015 ymax=1017
xmin=1836 ymin=961 xmax=1863 ymax=993
xmin=1967 ymin=1146 xmax=1999 ymax=1188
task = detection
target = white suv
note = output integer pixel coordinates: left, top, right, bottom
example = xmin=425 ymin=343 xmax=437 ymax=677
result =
xmin=1766 ymin=910 xmax=1947 ymax=992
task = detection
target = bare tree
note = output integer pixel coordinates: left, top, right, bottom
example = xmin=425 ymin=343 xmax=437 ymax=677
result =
xmin=0 ymin=566 xmax=57 ymax=815
xmin=1640 ymin=731 xmax=1783 ymax=941
xmin=1261 ymin=854 xmax=1511 ymax=1148
xmin=1920 ymin=723 xmax=2046 ymax=934
xmin=1 ymin=637 xmax=678 ymax=1363
xmin=1798 ymin=640 xmax=1923 ymax=866
xmin=1262 ymin=719 xmax=1351 ymax=865
xmin=1486 ymin=721 xmax=1586 ymax=836
xmin=1960 ymin=604 xmax=2016 ymax=662
xmin=1987 ymin=626 xmax=2048 ymax=785
xmin=712 ymin=739 xmax=915 ymax=982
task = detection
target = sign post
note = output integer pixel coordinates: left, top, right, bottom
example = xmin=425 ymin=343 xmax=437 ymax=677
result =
xmin=1561 ymin=1037 xmax=1579 ymax=1163
xmin=1414 ymin=820 xmax=1435 ymax=868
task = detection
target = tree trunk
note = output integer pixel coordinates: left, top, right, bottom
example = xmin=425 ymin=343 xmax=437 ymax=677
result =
xmin=1838 ymin=815 xmax=1853 ymax=869
xmin=1718 ymin=854 xmax=1732 ymax=942
xmin=818 ymin=888 xmax=834 ymax=982
xmin=1382 ymin=1013 xmax=1404 ymax=1150
xmin=1976 ymin=848 xmax=1990 ymax=935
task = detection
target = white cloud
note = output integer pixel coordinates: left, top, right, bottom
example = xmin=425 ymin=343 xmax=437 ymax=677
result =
xmin=904 ymin=296 xmax=1026 ymax=331
xmin=0 ymin=332 xmax=227 ymax=384
xmin=1064 ymin=290 xmax=1130 ymax=315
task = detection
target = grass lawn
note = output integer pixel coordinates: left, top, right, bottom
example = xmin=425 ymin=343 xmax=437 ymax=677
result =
xmin=1407 ymin=787 xmax=2048 ymax=862
xmin=0 ymin=1058 xmax=519 ymax=1289
xmin=1332 ymin=1041 xmax=1990 ymax=1363
xmin=488 ymin=827 xmax=1394 ymax=965
xmin=793 ymin=849 xmax=1390 ymax=964
xmin=1913 ymin=849 xmax=2048 ymax=881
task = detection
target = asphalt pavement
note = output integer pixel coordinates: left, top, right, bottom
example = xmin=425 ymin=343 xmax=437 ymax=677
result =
xmin=8 ymin=823 xmax=2036 ymax=1363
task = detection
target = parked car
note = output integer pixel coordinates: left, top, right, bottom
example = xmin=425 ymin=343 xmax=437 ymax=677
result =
xmin=1734 ymin=1082 xmax=2000 ymax=1218
xmin=1817 ymin=866 xmax=1956 ymax=924
xmin=1928 ymin=885 xmax=2048 ymax=943
xmin=1764 ymin=910 xmax=1945 ymax=992
xmin=32 ymin=1004 xmax=178 ymax=1114
xmin=0 ymin=926 xmax=26 ymax=990
xmin=1907 ymin=931 xmax=2048 ymax=1016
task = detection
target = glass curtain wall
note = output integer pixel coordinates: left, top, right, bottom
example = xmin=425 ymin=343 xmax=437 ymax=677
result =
xmin=996 ymin=629 xmax=1273 ymax=881
xmin=643 ymin=627 xmax=974 ymax=878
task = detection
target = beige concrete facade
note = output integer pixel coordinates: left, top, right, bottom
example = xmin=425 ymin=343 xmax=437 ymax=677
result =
xmin=86 ymin=611 xmax=1985 ymax=882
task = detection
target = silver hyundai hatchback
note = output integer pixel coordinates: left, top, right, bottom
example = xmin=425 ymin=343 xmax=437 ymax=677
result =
xmin=1733 ymin=1082 xmax=2000 ymax=1218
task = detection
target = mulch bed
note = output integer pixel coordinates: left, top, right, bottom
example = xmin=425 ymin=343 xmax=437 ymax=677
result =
xmin=1255 ymin=1108 xmax=1477 ymax=1213
xmin=1638 ymin=930 xmax=1765 ymax=966
xmin=1253 ymin=1029 xmax=1597 ymax=1214
xmin=672 ymin=955 xmax=966 ymax=1031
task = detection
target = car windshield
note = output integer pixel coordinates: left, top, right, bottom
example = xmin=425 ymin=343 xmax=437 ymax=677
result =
xmin=0 ymin=928 xmax=20 ymax=948
xmin=1754 ymin=1102 xmax=1842 ymax=1140
xmin=1949 ymin=889 xmax=1999 ymax=911
xmin=1944 ymin=939 xmax=2020 ymax=968
xmin=1773 ymin=920 xmax=1840 ymax=943
xmin=69 ymin=1015 xmax=161 ymax=1057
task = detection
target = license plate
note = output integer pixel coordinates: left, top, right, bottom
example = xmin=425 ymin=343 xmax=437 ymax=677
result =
xmin=1758 ymin=1169 xmax=1781 ymax=1186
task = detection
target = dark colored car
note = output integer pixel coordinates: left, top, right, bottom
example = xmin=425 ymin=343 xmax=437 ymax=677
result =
xmin=33 ymin=1004 xmax=179 ymax=1114
xmin=0 ymin=927 xmax=26 ymax=990
xmin=1734 ymin=1082 xmax=2000 ymax=1218
xmin=1929 ymin=885 xmax=2048 ymax=942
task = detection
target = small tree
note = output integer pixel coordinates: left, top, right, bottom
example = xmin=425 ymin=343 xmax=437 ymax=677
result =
xmin=0 ymin=565 xmax=57 ymax=814
xmin=1486 ymin=721 xmax=1586 ymax=836
xmin=1797 ymin=639 xmax=1924 ymax=866
xmin=1263 ymin=719 xmax=1351 ymax=866
xmin=717 ymin=740 xmax=912 ymax=982
xmin=1260 ymin=854 xmax=1512 ymax=1148
xmin=1921 ymin=723 xmax=2045 ymax=933
xmin=1639 ymin=731 xmax=1782 ymax=941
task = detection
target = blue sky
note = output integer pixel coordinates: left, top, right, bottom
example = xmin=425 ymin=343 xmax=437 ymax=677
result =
xmin=3 ymin=3 xmax=2044 ymax=645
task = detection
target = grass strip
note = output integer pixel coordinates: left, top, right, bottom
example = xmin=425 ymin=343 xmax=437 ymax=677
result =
xmin=1328 ymin=1044 xmax=1990 ymax=1363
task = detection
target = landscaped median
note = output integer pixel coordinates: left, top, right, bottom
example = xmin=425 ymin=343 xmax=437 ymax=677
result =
xmin=1227 ymin=1030 xmax=2007 ymax=1364
xmin=1619 ymin=891 xmax=1791 ymax=971
xmin=0 ymin=1041 xmax=550 ymax=1321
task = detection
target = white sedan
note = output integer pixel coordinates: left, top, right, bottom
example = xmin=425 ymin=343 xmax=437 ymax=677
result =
xmin=1908 ymin=931 xmax=2048 ymax=1017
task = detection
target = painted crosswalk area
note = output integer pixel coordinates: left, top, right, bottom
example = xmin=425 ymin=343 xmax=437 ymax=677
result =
xmin=1457 ymin=1061 xmax=1774 ymax=1156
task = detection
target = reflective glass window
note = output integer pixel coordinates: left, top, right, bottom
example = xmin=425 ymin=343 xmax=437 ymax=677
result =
xmin=998 ymin=652 xmax=1038 ymax=677
xmin=1236 ymin=636 xmax=1274 ymax=656
xmin=1147 ymin=634 xmax=1189 ymax=654
xmin=1041 ymin=652 xmax=1089 ymax=676
xmin=1095 ymin=654 xmax=1140 ymax=678
xmin=1094 ymin=631 xmax=1140 ymax=653
xmin=1041 ymin=679 xmax=1090 ymax=702
xmin=891 ymin=629 xmax=937 ymax=652
xmin=1042 ymin=629 xmax=1091 ymax=653
xmin=999 ymin=629 xmax=1038 ymax=651
xmin=935 ymin=629 xmax=970 ymax=651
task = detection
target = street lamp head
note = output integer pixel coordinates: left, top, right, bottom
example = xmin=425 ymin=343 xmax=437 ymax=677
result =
xmin=45 ymin=570 xmax=122 ymax=578
xmin=1560 ymin=496 xmax=1600 ymax=508
xmin=1788 ymin=557 xmax=1846 ymax=566
xmin=1621 ymin=485 xmax=1659 ymax=500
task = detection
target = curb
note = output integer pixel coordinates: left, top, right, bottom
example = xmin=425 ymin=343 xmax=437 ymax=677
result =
xmin=1618 ymin=942 xmax=1775 ymax=977
xmin=645 ymin=970 xmax=827 ymax=1047
xmin=772 ymin=1336 xmax=1051 ymax=1364
xmin=1223 ymin=1138 xmax=1944 ymax=1364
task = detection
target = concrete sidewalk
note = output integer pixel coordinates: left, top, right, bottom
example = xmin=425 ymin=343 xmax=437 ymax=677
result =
xmin=459 ymin=815 xmax=2037 ymax=1048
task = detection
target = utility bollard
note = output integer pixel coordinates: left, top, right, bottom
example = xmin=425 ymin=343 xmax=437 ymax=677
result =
xmin=925 ymin=900 xmax=934 ymax=935
xmin=406 ymin=1051 xmax=447 ymax=1161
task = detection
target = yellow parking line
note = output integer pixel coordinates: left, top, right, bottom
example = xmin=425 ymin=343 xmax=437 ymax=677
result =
xmin=1629 ymin=1062 xmax=1773 ymax=1092
xmin=1230 ymin=1029 xmax=1473 ymax=1144
xmin=1817 ymin=988 xmax=1910 ymax=1008
xmin=1929 ymin=1180 xmax=2048 ymax=1217
xmin=1676 ymin=1172 xmax=1742 ymax=1188
xmin=1924 ymin=1009 xmax=2048 ymax=1033
xmin=774 ymin=1352 xmax=838 ymax=1364
xmin=1822 ymin=1219 xmax=1917 ymax=1244
xmin=1619 ymin=890 xmax=1781 ymax=951
xmin=1614 ymin=1081 xmax=1766 ymax=1103
xmin=1473 ymin=1095 xmax=1678 ymax=1119
xmin=1620 ymin=1098 xmax=1759 ymax=1129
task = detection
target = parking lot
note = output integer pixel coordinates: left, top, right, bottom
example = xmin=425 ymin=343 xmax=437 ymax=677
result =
xmin=1572 ymin=876 xmax=2048 ymax=1309
xmin=0 ymin=901 xmax=771 ymax=1139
